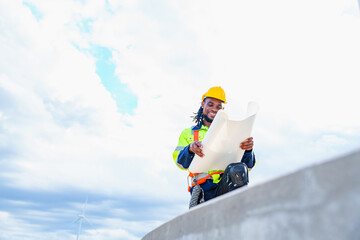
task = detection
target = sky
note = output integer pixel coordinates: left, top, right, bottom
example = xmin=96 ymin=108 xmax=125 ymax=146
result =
xmin=0 ymin=0 xmax=359 ymax=239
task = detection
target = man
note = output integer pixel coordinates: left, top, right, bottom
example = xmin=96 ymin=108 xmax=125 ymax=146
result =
xmin=173 ymin=86 xmax=256 ymax=208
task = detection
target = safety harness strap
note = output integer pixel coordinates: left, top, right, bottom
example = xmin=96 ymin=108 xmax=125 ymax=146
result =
xmin=193 ymin=130 xmax=199 ymax=142
xmin=188 ymin=170 xmax=224 ymax=189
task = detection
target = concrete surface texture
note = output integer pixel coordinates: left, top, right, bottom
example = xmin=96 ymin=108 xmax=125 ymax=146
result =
xmin=142 ymin=149 xmax=360 ymax=240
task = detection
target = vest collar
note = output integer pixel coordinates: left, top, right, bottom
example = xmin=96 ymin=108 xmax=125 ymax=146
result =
xmin=191 ymin=124 xmax=209 ymax=131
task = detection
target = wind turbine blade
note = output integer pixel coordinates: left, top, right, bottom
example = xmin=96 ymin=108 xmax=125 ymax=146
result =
xmin=83 ymin=216 xmax=93 ymax=227
xmin=72 ymin=216 xmax=81 ymax=224
xmin=82 ymin=196 xmax=88 ymax=215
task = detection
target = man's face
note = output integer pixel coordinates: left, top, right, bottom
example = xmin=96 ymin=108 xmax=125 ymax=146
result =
xmin=201 ymin=97 xmax=223 ymax=124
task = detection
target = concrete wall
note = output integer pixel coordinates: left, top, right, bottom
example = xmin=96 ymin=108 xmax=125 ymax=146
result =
xmin=142 ymin=149 xmax=360 ymax=240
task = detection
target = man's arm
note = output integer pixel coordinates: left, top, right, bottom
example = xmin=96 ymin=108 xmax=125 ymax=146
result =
xmin=241 ymin=150 xmax=256 ymax=170
xmin=172 ymin=129 xmax=194 ymax=170
xmin=176 ymin=145 xmax=195 ymax=169
xmin=177 ymin=139 xmax=206 ymax=169
xmin=240 ymin=137 xmax=256 ymax=170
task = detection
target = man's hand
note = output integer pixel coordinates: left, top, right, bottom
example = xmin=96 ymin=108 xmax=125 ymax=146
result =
xmin=189 ymin=141 xmax=204 ymax=157
xmin=240 ymin=137 xmax=254 ymax=151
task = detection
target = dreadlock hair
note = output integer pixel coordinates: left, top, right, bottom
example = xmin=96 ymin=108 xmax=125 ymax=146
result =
xmin=192 ymin=106 xmax=203 ymax=126
xmin=192 ymin=100 xmax=205 ymax=126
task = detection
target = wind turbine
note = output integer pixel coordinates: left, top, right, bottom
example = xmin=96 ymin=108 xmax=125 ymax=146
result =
xmin=73 ymin=197 xmax=92 ymax=240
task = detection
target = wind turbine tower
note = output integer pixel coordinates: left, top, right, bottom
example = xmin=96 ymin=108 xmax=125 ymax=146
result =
xmin=74 ymin=197 xmax=92 ymax=240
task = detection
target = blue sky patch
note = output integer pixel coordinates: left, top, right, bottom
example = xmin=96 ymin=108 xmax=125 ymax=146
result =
xmin=105 ymin=0 xmax=115 ymax=14
xmin=23 ymin=1 xmax=43 ymax=21
xmin=78 ymin=18 xmax=94 ymax=33
xmin=90 ymin=45 xmax=138 ymax=115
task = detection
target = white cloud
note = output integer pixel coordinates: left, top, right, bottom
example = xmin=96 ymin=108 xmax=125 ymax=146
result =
xmin=172 ymin=0 xmax=360 ymax=133
xmin=0 ymin=210 xmax=73 ymax=240
xmin=84 ymin=228 xmax=139 ymax=240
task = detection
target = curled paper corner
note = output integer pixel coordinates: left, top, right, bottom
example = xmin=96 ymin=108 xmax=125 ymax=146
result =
xmin=246 ymin=101 xmax=260 ymax=116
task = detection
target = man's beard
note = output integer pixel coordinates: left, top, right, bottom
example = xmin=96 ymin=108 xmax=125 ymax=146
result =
xmin=203 ymin=114 xmax=213 ymax=123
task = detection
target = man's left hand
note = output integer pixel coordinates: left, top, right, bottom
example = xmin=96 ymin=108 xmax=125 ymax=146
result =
xmin=240 ymin=137 xmax=254 ymax=151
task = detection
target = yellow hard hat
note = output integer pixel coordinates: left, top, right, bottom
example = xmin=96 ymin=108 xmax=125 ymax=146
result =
xmin=202 ymin=86 xmax=227 ymax=103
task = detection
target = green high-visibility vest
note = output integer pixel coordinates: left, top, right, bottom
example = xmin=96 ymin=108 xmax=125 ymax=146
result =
xmin=173 ymin=124 xmax=222 ymax=184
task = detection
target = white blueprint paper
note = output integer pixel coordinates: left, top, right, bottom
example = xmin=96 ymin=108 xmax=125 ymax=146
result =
xmin=188 ymin=102 xmax=259 ymax=173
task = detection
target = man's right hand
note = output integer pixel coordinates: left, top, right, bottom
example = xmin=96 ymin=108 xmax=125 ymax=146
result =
xmin=189 ymin=141 xmax=204 ymax=157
